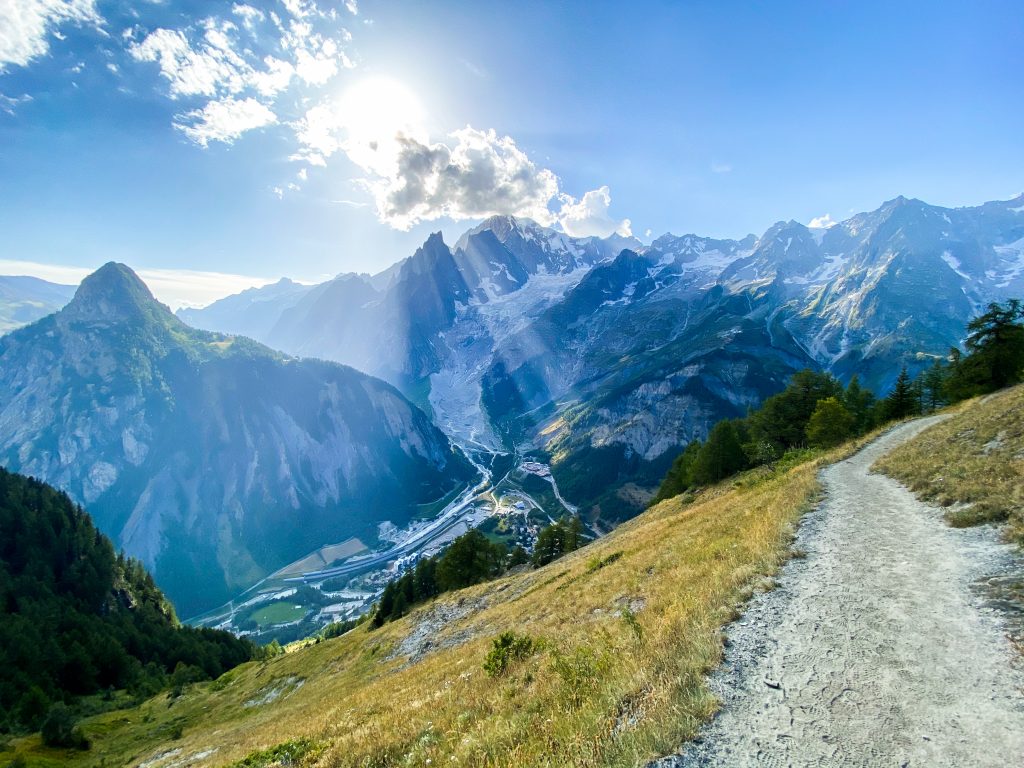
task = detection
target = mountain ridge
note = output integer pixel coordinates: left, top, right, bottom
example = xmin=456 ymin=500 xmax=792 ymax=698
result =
xmin=175 ymin=193 xmax=1024 ymax=525
xmin=0 ymin=263 xmax=474 ymax=616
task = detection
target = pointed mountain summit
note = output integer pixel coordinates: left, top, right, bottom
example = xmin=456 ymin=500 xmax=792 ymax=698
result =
xmin=62 ymin=262 xmax=172 ymax=326
xmin=0 ymin=264 xmax=474 ymax=616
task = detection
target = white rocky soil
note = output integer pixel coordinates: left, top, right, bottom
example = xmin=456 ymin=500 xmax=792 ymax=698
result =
xmin=655 ymin=417 xmax=1024 ymax=767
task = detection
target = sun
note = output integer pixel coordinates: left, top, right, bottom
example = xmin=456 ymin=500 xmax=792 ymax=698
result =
xmin=337 ymin=76 xmax=426 ymax=173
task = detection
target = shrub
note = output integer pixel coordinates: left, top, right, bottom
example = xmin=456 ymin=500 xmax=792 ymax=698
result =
xmin=483 ymin=632 xmax=539 ymax=677
xmin=230 ymin=737 xmax=325 ymax=768
xmin=621 ymin=607 xmax=644 ymax=642
xmin=14 ymin=688 xmax=49 ymax=731
xmin=550 ymin=645 xmax=611 ymax=707
xmin=805 ymin=397 xmax=855 ymax=448
xmin=40 ymin=703 xmax=90 ymax=750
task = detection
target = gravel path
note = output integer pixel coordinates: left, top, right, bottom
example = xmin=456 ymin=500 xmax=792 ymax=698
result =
xmin=653 ymin=417 xmax=1024 ymax=767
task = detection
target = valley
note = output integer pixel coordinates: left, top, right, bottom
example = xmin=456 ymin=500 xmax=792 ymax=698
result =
xmin=2 ymin=193 xmax=1023 ymax=631
xmin=190 ymin=445 xmax=581 ymax=642
xmin=3 ymin=5 xmax=1020 ymax=765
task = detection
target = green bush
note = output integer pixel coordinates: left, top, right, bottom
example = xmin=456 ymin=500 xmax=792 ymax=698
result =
xmin=230 ymin=737 xmax=325 ymax=767
xmin=551 ymin=645 xmax=611 ymax=707
xmin=40 ymin=703 xmax=89 ymax=750
xmin=483 ymin=632 xmax=539 ymax=677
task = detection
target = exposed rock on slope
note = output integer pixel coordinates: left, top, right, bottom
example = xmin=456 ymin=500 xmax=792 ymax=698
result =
xmin=0 ymin=263 xmax=474 ymax=615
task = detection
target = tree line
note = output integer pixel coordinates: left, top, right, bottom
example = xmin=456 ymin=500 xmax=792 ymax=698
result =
xmin=652 ymin=299 xmax=1024 ymax=503
xmin=0 ymin=468 xmax=263 ymax=743
xmin=371 ymin=517 xmax=584 ymax=627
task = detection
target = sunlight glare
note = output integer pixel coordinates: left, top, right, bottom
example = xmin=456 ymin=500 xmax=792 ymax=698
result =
xmin=338 ymin=76 xmax=427 ymax=174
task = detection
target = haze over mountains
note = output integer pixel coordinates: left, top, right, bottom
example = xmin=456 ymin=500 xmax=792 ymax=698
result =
xmin=0 ymin=276 xmax=75 ymax=334
xmin=0 ymin=264 xmax=473 ymax=616
xmin=2 ymin=193 xmax=1023 ymax=611
xmin=180 ymin=193 xmax=1024 ymax=520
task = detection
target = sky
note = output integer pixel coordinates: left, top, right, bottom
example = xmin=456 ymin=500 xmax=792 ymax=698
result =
xmin=0 ymin=0 xmax=1022 ymax=308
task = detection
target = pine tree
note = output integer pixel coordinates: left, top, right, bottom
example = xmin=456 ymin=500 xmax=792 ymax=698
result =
xmin=372 ymin=581 xmax=397 ymax=627
xmin=748 ymin=369 xmax=843 ymax=450
xmin=843 ymin=375 xmax=876 ymax=434
xmin=691 ymin=420 xmax=748 ymax=486
xmin=883 ymin=366 xmax=919 ymax=421
xmin=921 ymin=359 xmax=947 ymax=412
xmin=947 ymin=299 xmax=1024 ymax=397
xmin=391 ymin=590 xmax=408 ymax=619
xmin=651 ymin=440 xmax=701 ymax=503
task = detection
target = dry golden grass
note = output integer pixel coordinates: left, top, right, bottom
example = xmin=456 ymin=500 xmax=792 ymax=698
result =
xmin=13 ymin=440 xmax=879 ymax=768
xmin=873 ymin=385 xmax=1024 ymax=544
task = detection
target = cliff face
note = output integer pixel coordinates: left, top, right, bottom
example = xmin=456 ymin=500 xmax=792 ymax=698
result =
xmin=0 ymin=263 xmax=474 ymax=616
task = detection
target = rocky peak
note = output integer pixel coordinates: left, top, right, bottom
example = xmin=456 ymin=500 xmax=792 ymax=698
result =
xmin=62 ymin=262 xmax=174 ymax=327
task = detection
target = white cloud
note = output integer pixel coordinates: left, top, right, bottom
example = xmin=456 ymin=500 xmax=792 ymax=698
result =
xmin=128 ymin=2 xmax=353 ymax=147
xmin=0 ymin=91 xmax=32 ymax=114
xmin=344 ymin=0 xmax=359 ymax=15
xmin=0 ymin=259 xmax=276 ymax=310
xmin=558 ymin=186 xmax=631 ymax=238
xmin=175 ymin=96 xmax=276 ymax=147
xmin=291 ymin=91 xmax=629 ymax=235
xmin=711 ymin=161 xmax=733 ymax=174
xmin=808 ymin=213 xmax=837 ymax=229
xmin=0 ymin=0 xmax=100 ymax=70
xmin=366 ymin=126 xmax=562 ymax=231
xmin=231 ymin=3 xmax=265 ymax=31
xmin=129 ymin=27 xmax=237 ymax=97
xmin=249 ymin=55 xmax=294 ymax=97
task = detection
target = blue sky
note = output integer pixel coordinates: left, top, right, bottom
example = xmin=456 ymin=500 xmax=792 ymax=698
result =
xmin=1 ymin=0 xmax=1021 ymax=307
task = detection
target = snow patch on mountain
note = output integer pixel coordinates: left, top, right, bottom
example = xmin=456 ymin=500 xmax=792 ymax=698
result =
xmin=941 ymin=251 xmax=972 ymax=282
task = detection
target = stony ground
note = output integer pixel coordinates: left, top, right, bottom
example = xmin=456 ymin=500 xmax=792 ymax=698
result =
xmin=653 ymin=417 xmax=1024 ymax=767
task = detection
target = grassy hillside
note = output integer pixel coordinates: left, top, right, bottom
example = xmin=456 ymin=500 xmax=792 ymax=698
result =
xmin=873 ymin=384 xmax=1024 ymax=544
xmin=5 ymin=439 xmax=883 ymax=768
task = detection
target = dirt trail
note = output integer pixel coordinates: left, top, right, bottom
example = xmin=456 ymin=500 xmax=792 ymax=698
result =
xmin=655 ymin=417 xmax=1024 ymax=767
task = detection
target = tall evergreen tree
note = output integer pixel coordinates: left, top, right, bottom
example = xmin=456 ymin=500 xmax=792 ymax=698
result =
xmin=748 ymin=369 xmax=843 ymax=450
xmin=947 ymin=299 xmax=1024 ymax=397
xmin=883 ymin=366 xmax=919 ymax=421
xmin=921 ymin=359 xmax=948 ymax=412
xmin=843 ymin=375 xmax=876 ymax=434
xmin=651 ymin=440 xmax=701 ymax=504
xmin=691 ymin=420 xmax=749 ymax=486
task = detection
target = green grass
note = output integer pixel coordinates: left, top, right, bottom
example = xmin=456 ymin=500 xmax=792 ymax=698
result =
xmin=873 ymin=384 xmax=1024 ymax=544
xmin=247 ymin=602 xmax=308 ymax=627
xmin=7 ymin=434 xmax=889 ymax=768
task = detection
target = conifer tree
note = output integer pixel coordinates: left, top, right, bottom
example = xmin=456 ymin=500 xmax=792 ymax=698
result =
xmin=883 ymin=366 xmax=919 ymax=421
xmin=843 ymin=375 xmax=876 ymax=434
xmin=947 ymin=299 xmax=1024 ymax=397
xmin=691 ymin=420 xmax=748 ymax=485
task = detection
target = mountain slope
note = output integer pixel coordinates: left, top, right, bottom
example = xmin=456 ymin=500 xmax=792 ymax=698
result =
xmin=0 ymin=275 xmax=76 ymax=334
xmin=0 ymin=467 xmax=258 ymax=733
xmin=176 ymin=277 xmax=312 ymax=341
xmin=19 ymin=411 xmax=838 ymax=768
xmin=0 ymin=264 xmax=474 ymax=615
xmin=479 ymin=195 xmax=1024 ymax=521
xmin=175 ymin=195 xmax=1024 ymax=528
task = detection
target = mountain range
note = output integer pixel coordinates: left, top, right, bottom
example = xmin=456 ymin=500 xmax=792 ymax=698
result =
xmin=180 ymin=193 xmax=1024 ymax=522
xmin=0 ymin=275 xmax=76 ymax=334
xmin=0 ymin=264 xmax=473 ymax=616
xmin=2 ymin=194 xmax=1022 ymax=605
